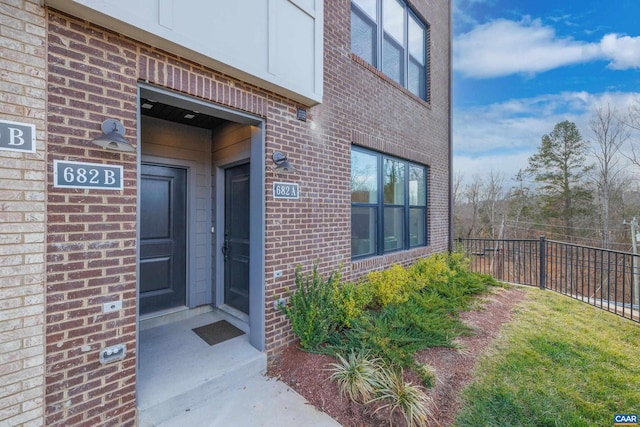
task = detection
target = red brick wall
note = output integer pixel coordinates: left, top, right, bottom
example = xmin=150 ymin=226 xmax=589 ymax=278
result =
xmin=45 ymin=11 xmax=139 ymax=426
xmin=44 ymin=8 xmax=318 ymax=425
xmin=267 ymin=0 xmax=451 ymax=354
xmin=44 ymin=0 xmax=449 ymax=423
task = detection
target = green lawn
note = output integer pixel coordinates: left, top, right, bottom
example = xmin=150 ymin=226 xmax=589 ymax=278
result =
xmin=454 ymin=288 xmax=640 ymax=427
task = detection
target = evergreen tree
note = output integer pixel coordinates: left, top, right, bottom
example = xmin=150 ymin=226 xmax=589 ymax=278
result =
xmin=526 ymin=120 xmax=593 ymax=240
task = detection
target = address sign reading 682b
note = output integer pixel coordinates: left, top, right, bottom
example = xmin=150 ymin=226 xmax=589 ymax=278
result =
xmin=53 ymin=160 xmax=123 ymax=190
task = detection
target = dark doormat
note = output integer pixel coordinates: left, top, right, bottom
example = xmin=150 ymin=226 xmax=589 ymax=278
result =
xmin=192 ymin=320 xmax=245 ymax=346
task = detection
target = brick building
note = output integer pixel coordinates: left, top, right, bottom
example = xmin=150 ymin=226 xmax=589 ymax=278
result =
xmin=1 ymin=0 xmax=451 ymax=425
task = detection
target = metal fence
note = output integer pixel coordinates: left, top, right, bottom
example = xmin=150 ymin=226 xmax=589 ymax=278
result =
xmin=457 ymin=237 xmax=639 ymax=323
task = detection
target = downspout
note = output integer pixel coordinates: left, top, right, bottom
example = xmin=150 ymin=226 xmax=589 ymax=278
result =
xmin=447 ymin=0 xmax=454 ymax=252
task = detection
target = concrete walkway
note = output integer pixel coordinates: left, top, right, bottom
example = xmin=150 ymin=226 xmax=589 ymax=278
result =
xmin=140 ymin=374 xmax=341 ymax=427
xmin=137 ymin=309 xmax=341 ymax=426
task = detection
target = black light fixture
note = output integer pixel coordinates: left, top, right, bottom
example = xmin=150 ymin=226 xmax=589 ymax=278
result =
xmin=272 ymin=151 xmax=296 ymax=174
xmin=91 ymin=119 xmax=135 ymax=152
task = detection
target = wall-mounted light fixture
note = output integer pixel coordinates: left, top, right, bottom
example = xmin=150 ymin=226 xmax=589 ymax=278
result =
xmin=272 ymin=151 xmax=296 ymax=174
xmin=91 ymin=119 xmax=135 ymax=152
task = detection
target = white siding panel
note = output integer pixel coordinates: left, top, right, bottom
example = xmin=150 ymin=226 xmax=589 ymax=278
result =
xmin=269 ymin=0 xmax=315 ymax=94
xmin=44 ymin=0 xmax=323 ymax=105
xmin=289 ymin=0 xmax=316 ymax=17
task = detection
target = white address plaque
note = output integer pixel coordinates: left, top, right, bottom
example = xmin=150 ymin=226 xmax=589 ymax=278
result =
xmin=54 ymin=160 xmax=123 ymax=190
xmin=273 ymin=182 xmax=299 ymax=199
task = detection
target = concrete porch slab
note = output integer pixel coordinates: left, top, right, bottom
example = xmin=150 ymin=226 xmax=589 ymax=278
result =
xmin=136 ymin=309 xmax=340 ymax=426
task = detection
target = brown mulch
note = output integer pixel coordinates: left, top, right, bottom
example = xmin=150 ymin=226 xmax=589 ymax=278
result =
xmin=267 ymin=286 xmax=528 ymax=426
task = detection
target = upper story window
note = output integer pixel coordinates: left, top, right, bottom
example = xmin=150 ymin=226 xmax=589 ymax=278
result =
xmin=351 ymin=0 xmax=428 ymax=101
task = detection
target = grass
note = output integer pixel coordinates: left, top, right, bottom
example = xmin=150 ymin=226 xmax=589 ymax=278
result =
xmin=454 ymin=288 xmax=640 ymax=427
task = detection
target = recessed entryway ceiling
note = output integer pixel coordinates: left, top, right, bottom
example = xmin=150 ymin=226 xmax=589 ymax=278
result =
xmin=140 ymin=97 xmax=226 ymax=130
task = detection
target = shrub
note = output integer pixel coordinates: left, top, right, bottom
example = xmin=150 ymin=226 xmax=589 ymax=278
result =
xmin=408 ymin=252 xmax=454 ymax=291
xmin=414 ymin=363 xmax=436 ymax=388
xmin=338 ymin=312 xmax=416 ymax=369
xmin=367 ymin=264 xmax=411 ymax=308
xmin=281 ymin=264 xmax=340 ymax=351
xmin=284 ymin=252 xmax=499 ymax=424
xmin=328 ymin=350 xmax=382 ymax=403
xmin=332 ymin=280 xmax=373 ymax=329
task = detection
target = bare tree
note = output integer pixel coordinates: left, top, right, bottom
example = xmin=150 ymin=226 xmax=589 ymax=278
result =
xmin=452 ymin=171 xmax=464 ymax=238
xmin=622 ymin=97 xmax=640 ymax=168
xmin=589 ymin=104 xmax=629 ymax=247
xmin=507 ymin=169 xmax=537 ymax=238
xmin=479 ymin=171 xmax=506 ymax=238
xmin=627 ymin=98 xmax=640 ymax=131
xmin=452 ymin=171 xmax=463 ymax=208
xmin=463 ymin=174 xmax=482 ymax=237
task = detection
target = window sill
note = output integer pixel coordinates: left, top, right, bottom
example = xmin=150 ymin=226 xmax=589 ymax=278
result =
xmin=350 ymin=245 xmax=432 ymax=271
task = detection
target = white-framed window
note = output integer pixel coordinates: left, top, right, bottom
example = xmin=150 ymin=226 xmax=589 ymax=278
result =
xmin=351 ymin=0 xmax=428 ymax=101
xmin=351 ymin=146 xmax=428 ymax=258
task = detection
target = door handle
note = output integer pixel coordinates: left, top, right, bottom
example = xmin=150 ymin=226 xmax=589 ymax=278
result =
xmin=221 ymin=239 xmax=229 ymax=262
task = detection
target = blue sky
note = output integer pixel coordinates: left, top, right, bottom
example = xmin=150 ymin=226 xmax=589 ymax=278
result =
xmin=452 ymin=0 xmax=640 ymax=183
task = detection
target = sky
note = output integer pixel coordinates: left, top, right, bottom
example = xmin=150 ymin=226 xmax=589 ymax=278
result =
xmin=452 ymin=0 xmax=640 ymax=185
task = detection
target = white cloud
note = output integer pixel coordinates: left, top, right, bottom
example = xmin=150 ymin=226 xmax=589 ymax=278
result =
xmin=454 ymin=18 xmax=640 ymax=78
xmin=453 ymin=91 xmax=640 ymax=182
xmin=454 ymin=152 xmax=533 ymax=187
xmin=454 ymin=91 xmax=591 ymax=155
xmin=601 ymin=34 xmax=640 ymax=70
xmin=452 ymin=0 xmax=494 ymax=28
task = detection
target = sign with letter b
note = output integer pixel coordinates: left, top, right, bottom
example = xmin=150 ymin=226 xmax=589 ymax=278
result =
xmin=0 ymin=120 xmax=36 ymax=153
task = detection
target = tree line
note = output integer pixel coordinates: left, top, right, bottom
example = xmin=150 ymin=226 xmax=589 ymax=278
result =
xmin=454 ymin=101 xmax=640 ymax=251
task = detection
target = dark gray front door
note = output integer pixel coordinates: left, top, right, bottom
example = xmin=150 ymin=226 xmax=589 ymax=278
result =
xmin=140 ymin=164 xmax=187 ymax=315
xmin=223 ymin=163 xmax=250 ymax=314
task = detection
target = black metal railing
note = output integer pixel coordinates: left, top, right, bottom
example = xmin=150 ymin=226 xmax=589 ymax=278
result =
xmin=457 ymin=237 xmax=639 ymax=323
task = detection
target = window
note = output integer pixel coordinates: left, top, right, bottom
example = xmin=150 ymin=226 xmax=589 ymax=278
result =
xmin=351 ymin=0 xmax=428 ymax=100
xmin=351 ymin=146 xmax=428 ymax=258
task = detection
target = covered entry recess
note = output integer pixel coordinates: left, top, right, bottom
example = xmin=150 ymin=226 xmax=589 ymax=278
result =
xmin=137 ymin=84 xmax=266 ymax=351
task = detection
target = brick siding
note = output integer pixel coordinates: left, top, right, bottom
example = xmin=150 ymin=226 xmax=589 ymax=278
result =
xmin=0 ymin=1 xmax=46 ymax=426
xmin=45 ymin=10 xmax=140 ymax=426
xmin=41 ymin=0 xmax=449 ymax=424
xmin=267 ymin=0 xmax=451 ymax=355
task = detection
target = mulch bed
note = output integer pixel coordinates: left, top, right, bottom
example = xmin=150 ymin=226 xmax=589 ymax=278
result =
xmin=267 ymin=286 xmax=528 ymax=426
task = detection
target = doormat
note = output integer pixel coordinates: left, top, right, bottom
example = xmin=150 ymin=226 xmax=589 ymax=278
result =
xmin=192 ymin=320 xmax=245 ymax=346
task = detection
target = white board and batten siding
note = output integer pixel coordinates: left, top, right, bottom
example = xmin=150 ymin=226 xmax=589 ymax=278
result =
xmin=43 ymin=0 xmax=324 ymax=106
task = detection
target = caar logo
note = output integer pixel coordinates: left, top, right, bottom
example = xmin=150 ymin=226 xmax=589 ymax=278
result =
xmin=614 ymin=414 xmax=638 ymax=426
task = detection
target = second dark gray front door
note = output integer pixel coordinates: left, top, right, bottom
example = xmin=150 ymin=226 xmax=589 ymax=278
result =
xmin=223 ymin=163 xmax=250 ymax=314
xmin=140 ymin=164 xmax=187 ymax=315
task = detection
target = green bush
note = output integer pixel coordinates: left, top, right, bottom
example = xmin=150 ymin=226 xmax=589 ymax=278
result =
xmin=366 ymin=264 xmax=412 ymax=308
xmin=281 ymin=264 xmax=341 ymax=351
xmin=281 ymin=251 xmax=500 ymax=420
xmin=332 ymin=280 xmax=373 ymax=328
xmin=408 ymin=253 xmax=454 ymax=291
